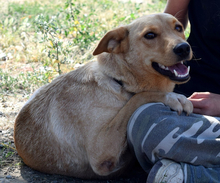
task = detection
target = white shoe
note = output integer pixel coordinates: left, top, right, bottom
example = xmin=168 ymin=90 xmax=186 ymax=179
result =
xmin=146 ymin=159 xmax=184 ymax=183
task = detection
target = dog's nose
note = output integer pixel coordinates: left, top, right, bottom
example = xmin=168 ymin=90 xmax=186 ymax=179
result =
xmin=173 ymin=43 xmax=190 ymax=58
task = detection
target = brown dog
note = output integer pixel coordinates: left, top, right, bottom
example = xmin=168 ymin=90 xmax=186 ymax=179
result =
xmin=14 ymin=13 xmax=193 ymax=179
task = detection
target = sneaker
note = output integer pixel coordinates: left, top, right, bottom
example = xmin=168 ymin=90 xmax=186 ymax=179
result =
xmin=146 ymin=159 xmax=184 ymax=183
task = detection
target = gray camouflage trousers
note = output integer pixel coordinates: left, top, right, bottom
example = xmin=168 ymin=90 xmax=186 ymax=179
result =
xmin=127 ymin=103 xmax=220 ymax=183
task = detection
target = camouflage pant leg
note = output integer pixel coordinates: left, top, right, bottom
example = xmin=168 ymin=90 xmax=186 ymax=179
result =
xmin=127 ymin=103 xmax=220 ymax=183
xmin=181 ymin=163 xmax=220 ymax=183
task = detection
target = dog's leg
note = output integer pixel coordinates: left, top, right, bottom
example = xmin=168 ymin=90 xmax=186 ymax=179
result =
xmin=88 ymin=91 xmax=193 ymax=176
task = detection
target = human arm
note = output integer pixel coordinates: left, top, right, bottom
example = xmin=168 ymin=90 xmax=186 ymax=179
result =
xmin=164 ymin=0 xmax=191 ymax=29
xmin=188 ymin=92 xmax=220 ymax=117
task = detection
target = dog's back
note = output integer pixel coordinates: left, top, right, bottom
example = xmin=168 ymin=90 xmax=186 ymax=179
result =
xmin=14 ymin=60 xmax=132 ymax=178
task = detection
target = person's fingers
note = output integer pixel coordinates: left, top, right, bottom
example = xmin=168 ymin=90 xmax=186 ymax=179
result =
xmin=188 ymin=92 xmax=210 ymax=99
xmin=192 ymin=108 xmax=204 ymax=115
xmin=188 ymin=98 xmax=204 ymax=108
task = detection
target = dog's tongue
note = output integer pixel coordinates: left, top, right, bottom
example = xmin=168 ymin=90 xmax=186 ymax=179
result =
xmin=168 ymin=63 xmax=188 ymax=75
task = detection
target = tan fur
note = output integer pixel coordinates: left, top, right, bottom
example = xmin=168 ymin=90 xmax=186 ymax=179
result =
xmin=14 ymin=13 xmax=193 ymax=179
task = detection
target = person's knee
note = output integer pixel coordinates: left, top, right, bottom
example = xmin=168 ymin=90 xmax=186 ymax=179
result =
xmin=127 ymin=102 xmax=168 ymax=148
xmin=127 ymin=102 xmax=185 ymax=163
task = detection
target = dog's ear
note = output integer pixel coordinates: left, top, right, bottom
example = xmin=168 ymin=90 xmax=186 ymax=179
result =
xmin=93 ymin=27 xmax=129 ymax=56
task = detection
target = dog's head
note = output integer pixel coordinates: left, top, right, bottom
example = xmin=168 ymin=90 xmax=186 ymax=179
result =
xmin=93 ymin=13 xmax=192 ymax=85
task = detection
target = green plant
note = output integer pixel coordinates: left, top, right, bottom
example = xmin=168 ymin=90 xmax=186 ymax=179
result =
xmin=35 ymin=14 xmax=64 ymax=75
xmin=34 ymin=0 xmax=103 ymax=74
xmin=0 ymin=0 xmax=168 ymax=95
xmin=0 ymin=142 xmax=16 ymax=167
xmin=0 ymin=68 xmax=53 ymax=94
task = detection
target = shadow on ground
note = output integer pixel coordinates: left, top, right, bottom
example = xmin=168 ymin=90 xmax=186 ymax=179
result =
xmin=1 ymin=155 xmax=147 ymax=183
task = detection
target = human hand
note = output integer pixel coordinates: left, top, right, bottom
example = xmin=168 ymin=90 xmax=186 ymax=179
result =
xmin=188 ymin=92 xmax=220 ymax=117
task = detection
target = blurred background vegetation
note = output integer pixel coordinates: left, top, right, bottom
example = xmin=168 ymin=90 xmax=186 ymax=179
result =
xmin=0 ymin=0 xmax=189 ymax=96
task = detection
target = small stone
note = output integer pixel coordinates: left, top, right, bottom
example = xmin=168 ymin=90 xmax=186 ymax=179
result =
xmin=5 ymin=175 xmax=12 ymax=179
xmin=0 ymin=53 xmax=7 ymax=61
xmin=0 ymin=112 xmax=5 ymax=117
xmin=1 ymin=178 xmax=10 ymax=183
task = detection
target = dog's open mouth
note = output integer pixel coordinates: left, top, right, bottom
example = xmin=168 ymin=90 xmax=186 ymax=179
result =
xmin=152 ymin=61 xmax=190 ymax=82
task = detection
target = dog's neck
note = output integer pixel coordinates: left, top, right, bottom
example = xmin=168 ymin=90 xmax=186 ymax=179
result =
xmin=97 ymin=53 xmax=175 ymax=94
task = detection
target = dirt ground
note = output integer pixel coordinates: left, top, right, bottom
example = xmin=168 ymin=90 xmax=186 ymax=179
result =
xmin=0 ymin=61 xmax=147 ymax=183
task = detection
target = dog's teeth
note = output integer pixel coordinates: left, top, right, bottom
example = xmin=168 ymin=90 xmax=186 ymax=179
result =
xmin=187 ymin=66 xmax=190 ymax=73
xmin=173 ymin=66 xmax=190 ymax=78
xmin=174 ymin=70 xmax=178 ymax=77
xmin=158 ymin=63 xmax=170 ymax=70
xmin=158 ymin=63 xmax=165 ymax=69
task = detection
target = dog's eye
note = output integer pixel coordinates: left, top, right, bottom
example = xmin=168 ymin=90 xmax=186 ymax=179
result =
xmin=144 ymin=32 xmax=157 ymax=39
xmin=175 ymin=25 xmax=183 ymax=32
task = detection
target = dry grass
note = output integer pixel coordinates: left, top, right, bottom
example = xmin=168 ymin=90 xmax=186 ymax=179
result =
xmin=0 ymin=0 xmax=166 ymax=96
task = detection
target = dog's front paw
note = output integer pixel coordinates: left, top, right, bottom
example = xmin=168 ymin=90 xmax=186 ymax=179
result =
xmin=165 ymin=92 xmax=193 ymax=115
